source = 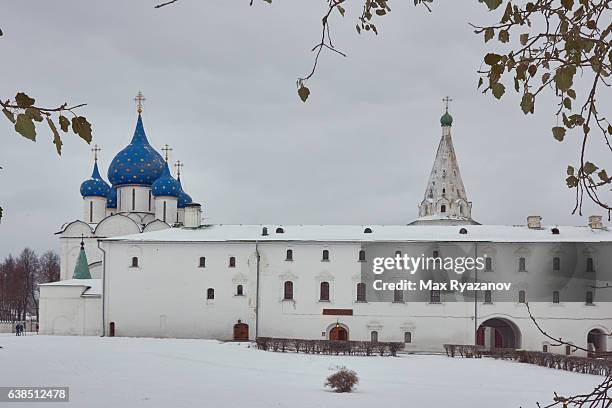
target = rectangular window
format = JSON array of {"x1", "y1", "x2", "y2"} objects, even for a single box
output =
[
  {"x1": 485, "y1": 257, "x2": 492, "y2": 272},
  {"x1": 404, "y1": 332, "x2": 412, "y2": 343},
  {"x1": 89, "y1": 201, "x2": 93, "y2": 223},
  {"x1": 356, "y1": 283, "x2": 366, "y2": 302},
  {"x1": 586, "y1": 257, "x2": 594, "y2": 272},
  {"x1": 132, "y1": 188, "x2": 136, "y2": 211},
  {"x1": 518, "y1": 257, "x2": 526, "y2": 272},
  {"x1": 484, "y1": 290, "x2": 492, "y2": 304},
  {"x1": 553, "y1": 257, "x2": 561, "y2": 271},
  {"x1": 393, "y1": 289, "x2": 403, "y2": 303},
  {"x1": 553, "y1": 291, "x2": 560, "y2": 304},
  {"x1": 430, "y1": 289, "x2": 441, "y2": 304}
]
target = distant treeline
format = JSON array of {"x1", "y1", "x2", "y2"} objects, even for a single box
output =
[{"x1": 0, "y1": 249, "x2": 59, "y2": 322}]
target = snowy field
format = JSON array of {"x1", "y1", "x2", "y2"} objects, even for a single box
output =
[{"x1": 0, "y1": 334, "x2": 604, "y2": 408}]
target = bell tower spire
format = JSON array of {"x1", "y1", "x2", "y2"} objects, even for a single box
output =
[{"x1": 412, "y1": 99, "x2": 476, "y2": 225}]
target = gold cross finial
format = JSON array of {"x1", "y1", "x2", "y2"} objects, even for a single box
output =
[
  {"x1": 134, "y1": 91, "x2": 146, "y2": 114},
  {"x1": 161, "y1": 144, "x2": 173, "y2": 162},
  {"x1": 443, "y1": 96, "x2": 453, "y2": 112},
  {"x1": 92, "y1": 144, "x2": 101, "y2": 162},
  {"x1": 174, "y1": 160, "x2": 184, "y2": 178}
]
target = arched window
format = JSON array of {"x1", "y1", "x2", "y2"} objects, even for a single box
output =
[
  {"x1": 484, "y1": 290, "x2": 492, "y2": 304},
  {"x1": 430, "y1": 289, "x2": 441, "y2": 304},
  {"x1": 552, "y1": 227, "x2": 560, "y2": 235},
  {"x1": 131, "y1": 257, "x2": 139, "y2": 267},
  {"x1": 322, "y1": 250, "x2": 329, "y2": 261},
  {"x1": 404, "y1": 332, "x2": 412, "y2": 343},
  {"x1": 229, "y1": 256, "x2": 236, "y2": 268},
  {"x1": 276, "y1": 227, "x2": 284, "y2": 233},
  {"x1": 553, "y1": 291, "x2": 560, "y2": 304},
  {"x1": 199, "y1": 257, "x2": 206, "y2": 268},
  {"x1": 207, "y1": 288, "x2": 215, "y2": 300},
  {"x1": 485, "y1": 257, "x2": 493, "y2": 271},
  {"x1": 320, "y1": 282, "x2": 330, "y2": 301},
  {"x1": 459, "y1": 228, "x2": 468, "y2": 234},
  {"x1": 586, "y1": 257, "x2": 594, "y2": 272},
  {"x1": 358, "y1": 249, "x2": 366, "y2": 262},
  {"x1": 286, "y1": 249, "x2": 293, "y2": 261},
  {"x1": 518, "y1": 290, "x2": 526, "y2": 303},
  {"x1": 518, "y1": 257, "x2": 526, "y2": 272},
  {"x1": 364, "y1": 227, "x2": 372, "y2": 234},
  {"x1": 433, "y1": 250, "x2": 440, "y2": 258},
  {"x1": 236, "y1": 284, "x2": 244, "y2": 296},
  {"x1": 586, "y1": 291, "x2": 594, "y2": 305},
  {"x1": 543, "y1": 345, "x2": 548, "y2": 353},
  {"x1": 440, "y1": 205, "x2": 446, "y2": 213},
  {"x1": 356, "y1": 283, "x2": 366, "y2": 302},
  {"x1": 553, "y1": 257, "x2": 561, "y2": 271},
  {"x1": 395, "y1": 250, "x2": 402, "y2": 257},
  {"x1": 283, "y1": 281, "x2": 293, "y2": 300},
  {"x1": 393, "y1": 289, "x2": 403, "y2": 303},
  {"x1": 370, "y1": 331, "x2": 378, "y2": 343}
]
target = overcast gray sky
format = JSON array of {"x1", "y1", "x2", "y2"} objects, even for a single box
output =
[{"x1": 0, "y1": 0, "x2": 609, "y2": 259}]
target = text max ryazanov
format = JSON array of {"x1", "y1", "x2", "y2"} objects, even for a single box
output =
[{"x1": 372, "y1": 279, "x2": 512, "y2": 292}]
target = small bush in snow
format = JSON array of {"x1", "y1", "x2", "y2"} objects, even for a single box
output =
[{"x1": 325, "y1": 367, "x2": 358, "y2": 393}]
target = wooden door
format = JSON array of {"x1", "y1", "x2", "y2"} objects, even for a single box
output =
[
  {"x1": 330, "y1": 327, "x2": 348, "y2": 341},
  {"x1": 233, "y1": 322, "x2": 249, "y2": 341}
]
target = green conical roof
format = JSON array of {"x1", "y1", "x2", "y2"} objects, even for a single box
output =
[
  {"x1": 72, "y1": 241, "x2": 91, "y2": 279},
  {"x1": 440, "y1": 110, "x2": 453, "y2": 126}
]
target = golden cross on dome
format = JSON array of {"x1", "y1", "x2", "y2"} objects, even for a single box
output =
[
  {"x1": 443, "y1": 96, "x2": 453, "y2": 112},
  {"x1": 174, "y1": 160, "x2": 184, "y2": 178},
  {"x1": 161, "y1": 144, "x2": 173, "y2": 161},
  {"x1": 134, "y1": 91, "x2": 146, "y2": 114},
  {"x1": 92, "y1": 144, "x2": 101, "y2": 162}
]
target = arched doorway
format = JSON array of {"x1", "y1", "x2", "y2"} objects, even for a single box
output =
[
  {"x1": 587, "y1": 329, "x2": 607, "y2": 357},
  {"x1": 233, "y1": 320, "x2": 249, "y2": 341},
  {"x1": 329, "y1": 325, "x2": 348, "y2": 341},
  {"x1": 476, "y1": 318, "x2": 521, "y2": 349}
]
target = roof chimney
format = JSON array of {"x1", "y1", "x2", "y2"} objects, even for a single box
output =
[
  {"x1": 527, "y1": 215, "x2": 542, "y2": 229},
  {"x1": 184, "y1": 203, "x2": 201, "y2": 228},
  {"x1": 588, "y1": 215, "x2": 603, "y2": 229},
  {"x1": 262, "y1": 227, "x2": 268, "y2": 236}
]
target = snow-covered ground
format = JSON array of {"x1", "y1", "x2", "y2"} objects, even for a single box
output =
[{"x1": 0, "y1": 334, "x2": 604, "y2": 408}]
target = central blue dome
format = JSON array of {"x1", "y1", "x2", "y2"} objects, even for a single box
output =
[
  {"x1": 80, "y1": 162, "x2": 111, "y2": 197},
  {"x1": 108, "y1": 114, "x2": 165, "y2": 186},
  {"x1": 152, "y1": 162, "x2": 180, "y2": 197}
]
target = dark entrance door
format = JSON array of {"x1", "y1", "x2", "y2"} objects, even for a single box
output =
[
  {"x1": 330, "y1": 326, "x2": 348, "y2": 341},
  {"x1": 233, "y1": 321, "x2": 249, "y2": 341}
]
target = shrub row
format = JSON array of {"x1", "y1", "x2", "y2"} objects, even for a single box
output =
[
  {"x1": 444, "y1": 344, "x2": 612, "y2": 376},
  {"x1": 256, "y1": 337, "x2": 404, "y2": 356}
]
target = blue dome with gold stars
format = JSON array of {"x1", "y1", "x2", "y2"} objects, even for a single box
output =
[
  {"x1": 177, "y1": 176, "x2": 193, "y2": 208},
  {"x1": 106, "y1": 186, "x2": 117, "y2": 208},
  {"x1": 107, "y1": 114, "x2": 165, "y2": 186},
  {"x1": 152, "y1": 162, "x2": 180, "y2": 197},
  {"x1": 80, "y1": 162, "x2": 111, "y2": 197}
]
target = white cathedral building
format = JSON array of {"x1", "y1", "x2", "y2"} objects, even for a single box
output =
[{"x1": 39, "y1": 100, "x2": 612, "y2": 355}]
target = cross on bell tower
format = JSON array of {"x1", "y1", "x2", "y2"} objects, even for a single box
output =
[
  {"x1": 91, "y1": 144, "x2": 101, "y2": 162},
  {"x1": 443, "y1": 96, "x2": 453, "y2": 112},
  {"x1": 134, "y1": 91, "x2": 146, "y2": 114},
  {"x1": 161, "y1": 144, "x2": 173, "y2": 162}
]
